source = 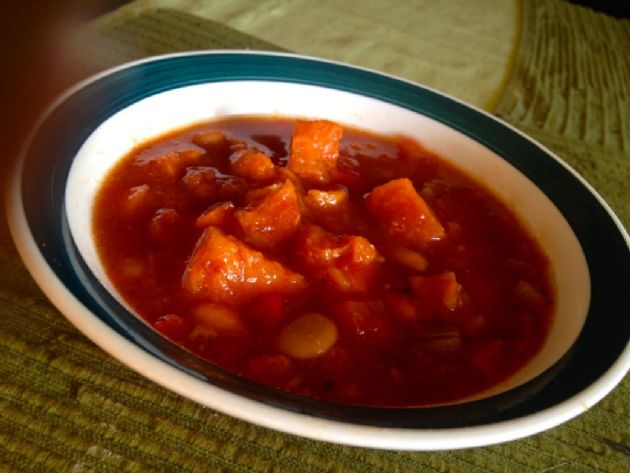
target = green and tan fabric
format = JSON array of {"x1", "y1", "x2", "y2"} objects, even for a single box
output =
[{"x1": 1, "y1": 1, "x2": 629, "y2": 471}]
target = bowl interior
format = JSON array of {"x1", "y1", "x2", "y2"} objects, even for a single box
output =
[{"x1": 65, "y1": 80, "x2": 591, "y2": 405}]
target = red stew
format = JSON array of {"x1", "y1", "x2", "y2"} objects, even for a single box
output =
[{"x1": 93, "y1": 117, "x2": 554, "y2": 406}]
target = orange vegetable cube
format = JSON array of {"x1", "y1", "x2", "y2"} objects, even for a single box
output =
[
  {"x1": 303, "y1": 186, "x2": 353, "y2": 230},
  {"x1": 304, "y1": 187, "x2": 348, "y2": 210},
  {"x1": 192, "y1": 129, "x2": 227, "y2": 148},
  {"x1": 135, "y1": 149, "x2": 203, "y2": 178},
  {"x1": 365, "y1": 178, "x2": 445, "y2": 248},
  {"x1": 182, "y1": 227, "x2": 306, "y2": 304},
  {"x1": 288, "y1": 119, "x2": 343, "y2": 185},
  {"x1": 181, "y1": 166, "x2": 218, "y2": 200},
  {"x1": 235, "y1": 180, "x2": 301, "y2": 250},
  {"x1": 230, "y1": 149, "x2": 276, "y2": 182},
  {"x1": 293, "y1": 224, "x2": 379, "y2": 294},
  {"x1": 196, "y1": 202, "x2": 235, "y2": 229}
]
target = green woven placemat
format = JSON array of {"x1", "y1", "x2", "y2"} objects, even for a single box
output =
[
  {"x1": 1, "y1": 4, "x2": 629, "y2": 472},
  {"x1": 495, "y1": 0, "x2": 630, "y2": 228}
]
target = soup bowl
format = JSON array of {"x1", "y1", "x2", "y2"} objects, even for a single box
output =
[{"x1": 6, "y1": 51, "x2": 630, "y2": 450}]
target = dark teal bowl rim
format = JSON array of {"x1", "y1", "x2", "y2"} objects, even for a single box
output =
[{"x1": 18, "y1": 52, "x2": 630, "y2": 429}]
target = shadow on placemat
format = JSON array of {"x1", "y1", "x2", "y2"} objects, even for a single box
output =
[{"x1": 73, "y1": 7, "x2": 287, "y2": 73}]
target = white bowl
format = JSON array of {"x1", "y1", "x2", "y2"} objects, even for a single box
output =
[{"x1": 6, "y1": 51, "x2": 630, "y2": 450}]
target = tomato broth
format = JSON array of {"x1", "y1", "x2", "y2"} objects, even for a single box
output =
[{"x1": 93, "y1": 117, "x2": 554, "y2": 406}]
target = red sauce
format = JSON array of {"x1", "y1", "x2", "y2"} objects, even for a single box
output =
[{"x1": 93, "y1": 116, "x2": 554, "y2": 406}]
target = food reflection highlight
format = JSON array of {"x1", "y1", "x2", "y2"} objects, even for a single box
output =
[{"x1": 92, "y1": 117, "x2": 554, "y2": 407}]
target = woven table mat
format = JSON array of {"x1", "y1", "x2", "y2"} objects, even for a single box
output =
[{"x1": 1, "y1": 3, "x2": 629, "y2": 472}]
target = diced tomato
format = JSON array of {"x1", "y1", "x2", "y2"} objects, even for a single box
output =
[
  {"x1": 410, "y1": 272, "x2": 462, "y2": 319},
  {"x1": 383, "y1": 291, "x2": 418, "y2": 322},
  {"x1": 154, "y1": 313, "x2": 188, "y2": 341},
  {"x1": 288, "y1": 119, "x2": 343, "y2": 184},
  {"x1": 230, "y1": 149, "x2": 276, "y2": 182},
  {"x1": 470, "y1": 340, "x2": 505, "y2": 376},
  {"x1": 182, "y1": 227, "x2": 306, "y2": 304},
  {"x1": 247, "y1": 354, "x2": 294, "y2": 386},
  {"x1": 149, "y1": 208, "x2": 180, "y2": 248},
  {"x1": 235, "y1": 180, "x2": 301, "y2": 250},
  {"x1": 364, "y1": 178, "x2": 445, "y2": 248},
  {"x1": 461, "y1": 313, "x2": 486, "y2": 337},
  {"x1": 246, "y1": 294, "x2": 285, "y2": 330},
  {"x1": 333, "y1": 300, "x2": 393, "y2": 348},
  {"x1": 316, "y1": 346, "x2": 352, "y2": 379}
]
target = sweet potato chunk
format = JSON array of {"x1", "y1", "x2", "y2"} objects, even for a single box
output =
[
  {"x1": 230, "y1": 149, "x2": 276, "y2": 182},
  {"x1": 293, "y1": 224, "x2": 379, "y2": 294},
  {"x1": 135, "y1": 149, "x2": 203, "y2": 178},
  {"x1": 365, "y1": 178, "x2": 445, "y2": 248},
  {"x1": 304, "y1": 187, "x2": 348, "y2": 210},
  {"x1": 182, "y1": 227, "x2": 306, "y2": 304},
  {"x1": 196, "y1": 202, "x2": 235, "y2": 229},
  {"x1": 182, "y1": 167, "x2": 246, "y2": 201},
  {"x1": 288, "y1": 119, "x2": 343, "y2": 185},
  {"x1": 303, "y1": 186, "x2": 352, "y2": 229},
  {"x1": 235, "y1": 180, "x2": 301, "y2": 250},
  {"x1": 192, "y1": 129, "x2": 227, "y2": 148}
]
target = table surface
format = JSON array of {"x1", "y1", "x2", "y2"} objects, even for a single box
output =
[{"x1": 1, "y1": 1, "x2": 629, "y2": 471}]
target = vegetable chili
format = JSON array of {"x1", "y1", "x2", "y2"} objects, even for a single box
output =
[{"x1": 93, "y1": 116, "x2": 554, "y2": 406}]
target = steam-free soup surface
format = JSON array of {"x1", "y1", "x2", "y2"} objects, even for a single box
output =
[{"x1": 93, "y1": 116, "x2": 554, "y2": 406}]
